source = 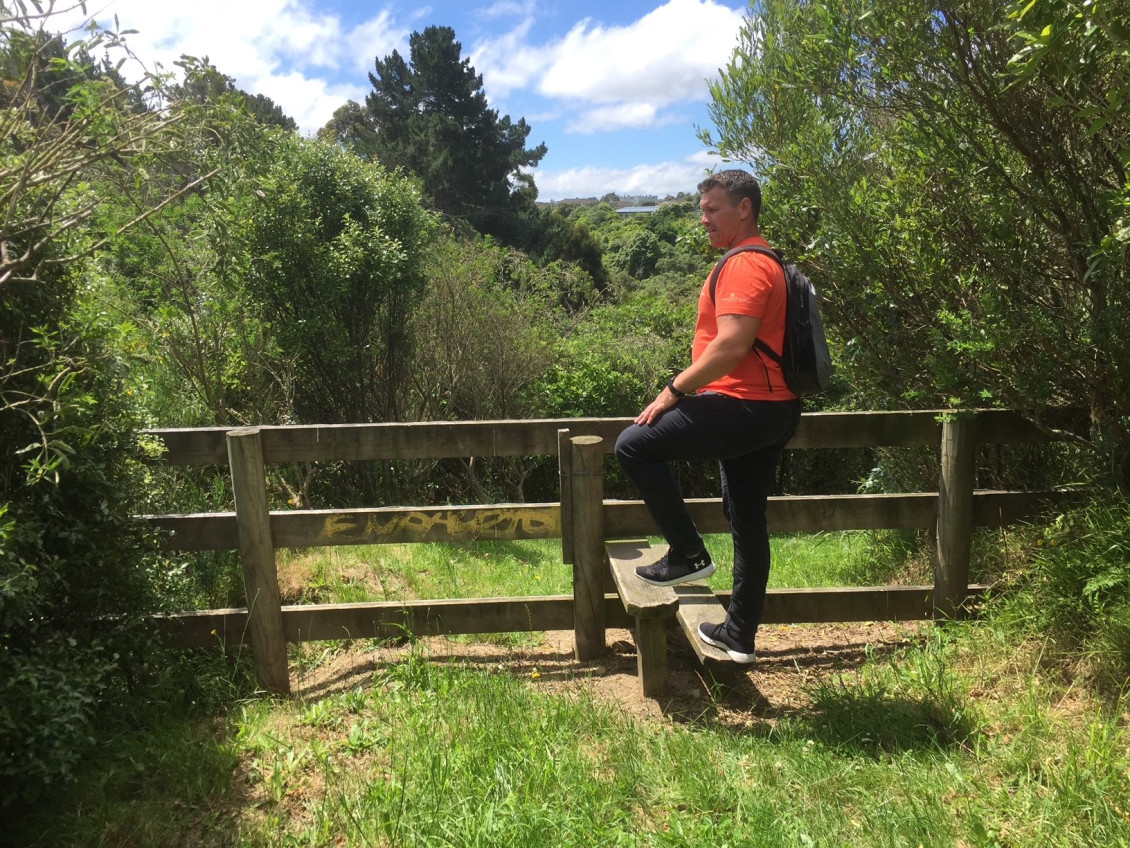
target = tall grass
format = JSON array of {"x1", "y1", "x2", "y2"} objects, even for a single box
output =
[{"x1": 991, "y1": 499, "x2": 1130, "y2": 695}]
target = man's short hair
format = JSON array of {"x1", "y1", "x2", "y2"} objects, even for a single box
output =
[{"x1": 698, "y1": 170, "x2": 762, "y2": 221}]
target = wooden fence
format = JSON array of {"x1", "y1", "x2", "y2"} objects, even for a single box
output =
[{"x1": 143, "y1": 410, "x2": 1082, "y2": 695}]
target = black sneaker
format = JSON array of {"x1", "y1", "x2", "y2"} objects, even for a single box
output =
[
  {"x1": 698, "y1": 622, "x2": 756, "y2": 663},
  {"x1": 635, "y1": 548, "x2": 715, "y2": 587}
]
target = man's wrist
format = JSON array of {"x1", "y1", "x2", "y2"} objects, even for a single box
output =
[{"x1": 666, "y1": 377, "x2": 688, "y2": 398}]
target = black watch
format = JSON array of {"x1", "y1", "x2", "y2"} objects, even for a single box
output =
[{"x1": 666, "y1": 377, "x2": 687, "y2": 398}]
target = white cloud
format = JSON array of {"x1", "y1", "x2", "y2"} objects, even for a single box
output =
[
  {"x1": 54, "y1": 0, "x2": 408, "y2": 135},
  {"x1": 474, "y1": 0, "x2": 744, "y2": 132},
  {"x1": 343, "y1": 10, "x2": 412, "y2": 75},
  {"x1": 478, "y1": 0, "x2": 537, "y2": 17},
  {"x1": 537, "y1": 150, "x2": 724, "y2": 200},
  {"x1": 566, "y1": 102, "x2": 686, "y2": 134},
  {"x1": 469, "y1": 17, "x2": 541, "y2": 99}
]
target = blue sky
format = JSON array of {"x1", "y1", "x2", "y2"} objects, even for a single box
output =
[{"x1": 61, "y1": 0, "x2": 752, "y2": 200}]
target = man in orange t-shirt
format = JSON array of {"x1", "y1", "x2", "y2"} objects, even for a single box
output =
[{"x1": 615, "y1": 170, "x2": 802, "y2": 663}]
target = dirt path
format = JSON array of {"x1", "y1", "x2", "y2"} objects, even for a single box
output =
[{"x1": 293, "y1": 619, "x2": 927, "y2": 728}]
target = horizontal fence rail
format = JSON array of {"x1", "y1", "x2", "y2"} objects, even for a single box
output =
[
  {"x1": 146, "y1": 409, "x2": 1084, "y2": 465},
  {"x1": 140, "y1": 409, "x2": 1087, "y2": 694},
  {"x1": 159, "y1": 587, "x2": 941, "y2": 650},
  {"x1": 143, "y1": 491, "x2": 1073, "y2": 552}
]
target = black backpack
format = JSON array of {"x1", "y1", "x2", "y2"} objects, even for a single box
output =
[{"x1": 708, "y1": 245, "x2": 833, "y2": 397}]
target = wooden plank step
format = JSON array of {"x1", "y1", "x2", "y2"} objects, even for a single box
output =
[
  {"x1": 674, "y1": 583, "x2": 731, "y2": 665},
  {"x1": 606, "y1": 540, "x2": 678, "y2": 619},
  {"x1": 605, "y1": 540, "x2": 681, "y2": 699}
]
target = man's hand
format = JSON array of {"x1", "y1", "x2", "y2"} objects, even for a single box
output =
[
  {"x1": 633, "y1": 313, "x2": 763, "y2": 427},
  {"x1": 635, "y1": 386, "x2": 681, "y2": 426}
]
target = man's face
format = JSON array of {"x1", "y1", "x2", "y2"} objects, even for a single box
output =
[{"x1": 699, "y1": 186, "x2": 750, "y2": 249}]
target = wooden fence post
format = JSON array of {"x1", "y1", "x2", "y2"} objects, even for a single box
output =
[
  {"x1": 227, "y1": 427, "x2": 290, "y2": 695},
  {"x1": 935, "y1": 414, "x2": 976, "y2": 620},
  {"x1": 558, "y1": 428, "x2": 574, "y2": 565},
  {"x1": 570, "y1": 435, "x2": 606, "y2": 660}
]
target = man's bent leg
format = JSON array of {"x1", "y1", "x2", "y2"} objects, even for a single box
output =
[{"x1": 614, "y1": 396, "x2": 727, "y2": 556}]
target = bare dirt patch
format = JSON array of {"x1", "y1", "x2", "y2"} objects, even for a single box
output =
[{"x1": 291, "y1": 619, "x2": 927, "y2": 729}]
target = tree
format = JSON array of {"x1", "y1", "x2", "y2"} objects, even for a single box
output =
[
  {"x1": 173, "y1": 57, "x2": 297, "y2": 131},
  {"x1": 238, "y1": 137, "x2": 436, "y2": 427},
  {"x1": 90, "y1": 97, "x2": 289, "y2": 429},
  {"x1": 317, "y1": 99, "x2": 378, "y2": 155},
  {"x1": 524, "y1": 208, "x2": 608, "y2": 295},
  {"x1": 700, "y1": 0, "x2": 1130, "y2": 484},
  {"x1": 364, "y1": 26, "x2": 547, "y2": 240}
]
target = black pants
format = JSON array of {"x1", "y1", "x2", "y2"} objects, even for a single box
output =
[{"x1": 614, "y1": 393, "x2": 801, "y2": 642}]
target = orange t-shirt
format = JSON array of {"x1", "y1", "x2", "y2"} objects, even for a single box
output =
[{"x1": 693, "y1": 238, "x2": 797, "y2": 401}]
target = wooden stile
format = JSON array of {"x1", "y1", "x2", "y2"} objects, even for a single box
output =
[{"x1": 137, "y1": 408, "x2": 1086, "y2": 699}]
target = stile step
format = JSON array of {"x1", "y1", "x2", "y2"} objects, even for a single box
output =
[
  {"x1": 674, "y1": 583, "x2": 732, "y2": 665},
  {"x1": 605, "y1": 540, "x2": 678, "y2": 619}
]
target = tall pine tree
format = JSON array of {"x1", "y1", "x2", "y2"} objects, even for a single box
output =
[{"x1": 364, "y1": 26, "x2": 547, "y2": 240}]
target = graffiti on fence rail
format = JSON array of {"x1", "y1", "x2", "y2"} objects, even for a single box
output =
[{"x1": 317, "y1": 506, "x2": 559, "y2": 544}]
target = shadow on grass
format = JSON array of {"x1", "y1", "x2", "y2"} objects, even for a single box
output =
[
  {"x1": 790, "y1": 678, "x2": 981, "y2": 755},
  {"x1": 291, "y1": 621, "x2": 970, "y2": 758}
]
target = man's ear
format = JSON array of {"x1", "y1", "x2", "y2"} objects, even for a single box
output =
[{"x1": 738, "y1": 196, "x2": 753, "y2": 219}]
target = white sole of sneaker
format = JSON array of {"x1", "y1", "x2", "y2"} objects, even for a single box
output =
[
  {"x1": 636, "y1": 562, "x2": 716, "y2": 587},
  {"x1": 697, "y1": 627, "x2": 756, "y2": 663}
]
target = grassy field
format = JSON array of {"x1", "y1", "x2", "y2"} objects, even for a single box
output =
[
  {"x1": 11, "y1": 532, "x2": 1130, "y2": 847},
  {"x1": 272, "y1": 530, "x2": 929, "y2": 606}
]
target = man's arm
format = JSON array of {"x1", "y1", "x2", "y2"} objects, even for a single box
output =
[{"x1": 634, "y1": 313, "x2": 762, "y2": 426}]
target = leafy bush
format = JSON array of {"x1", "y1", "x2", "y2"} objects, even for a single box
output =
[
  {"x1": 0, "y1": 10, "x2": 190, "y2": 804},
  {"x1": 239, "y1": 137, "x2": 436, "y2": 426},
  {"x1": 534, "y1": 293, "x2": 693, "y2": 420},
  {"x1": 996, "y1": 499, "x2": 1130, "y2": 695},
  {"x1": 0, "y1": 312, "x2": 163, "y2": 805}
]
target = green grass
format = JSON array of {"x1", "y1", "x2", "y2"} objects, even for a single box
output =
[
  {"x1": 275, "y1": 530, "x2": 929, "y2": 608},
  {"x1": 11, "y1": 530, "x2": 1130, "y2": 846},
  {"x1": 13, "y1": 623, "x2": 1129, "y2": 847}
]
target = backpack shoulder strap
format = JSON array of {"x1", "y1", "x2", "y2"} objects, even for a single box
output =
[
  {"x1": 706, "y1": 244, "x2": 790, "y2": 366},
  {"x1": 707, "y1": 244, "x2": 786, "y2": 303}
]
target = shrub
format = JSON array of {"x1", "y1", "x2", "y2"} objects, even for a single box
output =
[
  {"x1": 995, "y1": 499, "x2": 1130, "y2": 695},
  {"x1": 0, "y1": 312, "x2": 163, "y2": 805}
]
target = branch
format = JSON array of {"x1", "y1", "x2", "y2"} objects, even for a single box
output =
[
  {"x1": 0, "y1": 170, "x2": 217, "y2": 286},
  {"x1": 47, "y1": 169, "x2": 218, "y2": 265}
]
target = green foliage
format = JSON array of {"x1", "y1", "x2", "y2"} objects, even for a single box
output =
[
  {"x1": 0, "y1": 304, "x2": 163, "y2": 805},
  {"x1": 534, "y1": 293, "x2": 693, "y2": 419},
  {"x1": 608, "y1": 227, "x2": 662, "y2": 279},
  {"x1": 701, "y1": 0, "x2": 1130, "y2": 483},
  {"x1": 408, "y1": 235, "x2": 557, "y2": 422},
  {"x1": 363, "y1": 26, "x2": 547, "y2": 241},
  {"x1": 524, "y1": 207, "x2": 608, "y2": 293},
  {"x1": 0, "y1": 18, "x2": 185, "y2": 293},
  {"x1": 317, "y1": 99, "x2": 377, "y2": 153},
  {"x1": 0, "y1": 9, "x2": 215, "y2": 804},
  {"x1": 93, "y1": 187, "x2": 285, "y2": 428},
  {"x1": 172, "y1": 58, "x2": 297, "y2": 131},
  {"x1": 239, "y1": 137, "x2": 436, "y2": 425},
  {"x1": 999, "y1": 499, "x2": 1130, "y2": 692},
  {"x1": 387, "y1": 234, "x2": 566, "y2": 503}
]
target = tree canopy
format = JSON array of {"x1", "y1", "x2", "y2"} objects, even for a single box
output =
[
  {"x1": 172, "y1": 57, "x2": 297, "y2": 131},
  {"x1": 700, "y1": 0, "x2": 1130, "y2": 483},
  {"x1": 360, "y1": 25, "x2": 547, "y2": 240}
]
